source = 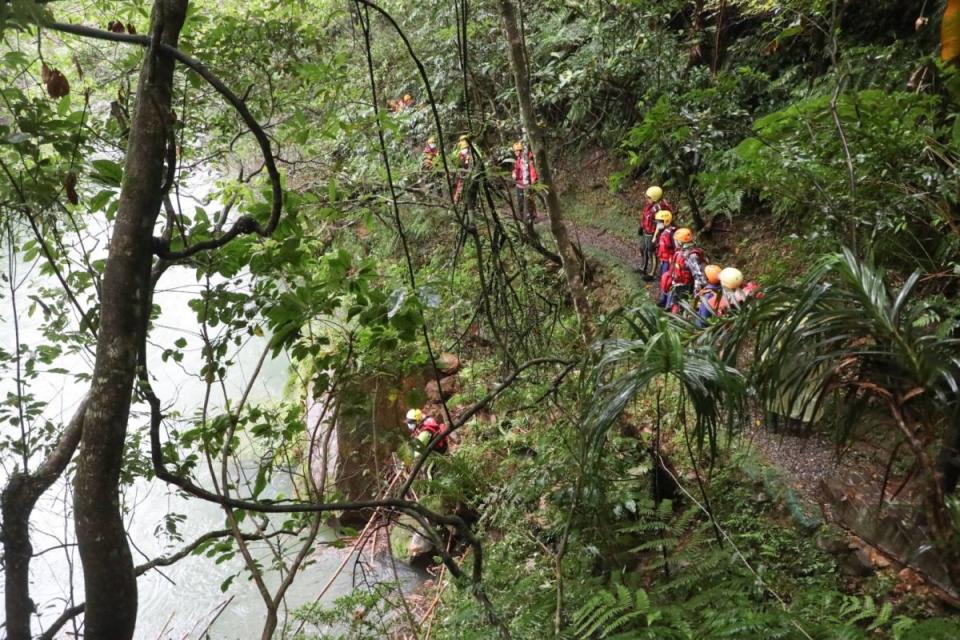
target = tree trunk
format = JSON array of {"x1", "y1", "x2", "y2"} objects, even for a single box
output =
[
  {"x1": 497, "y1": 0, "x2": 592, "y2": 343},
  {"x1": 73, "y1": 2, "x2": 188, "y2": 638},
  {"x1": 1, "y1": 403, "x2": 86, "y2": 640},
  {"x1": 937, "y1": 414, "x2": 960, "y2": 495}
]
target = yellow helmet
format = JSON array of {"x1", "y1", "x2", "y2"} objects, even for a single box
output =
[
  {"x1": 674, "y1": 227, "x2": 693, "y2": 244},
  {"x1": 705, "y1": 264, "x2": 722, "y2": 284},
  {"x1": 405, "y1": 408, "x2": 423, "y2": 429},
  {"x1": 720, "y1": 268, "x2": 744, "y2": 290},
  {"x1": 403, "y1": 94, "x2": 412, "y2": 101},
  {"x1": 654, "y1": 209, "x2": 672, "y2": 225},
  {"x1": 427, "y1": 137, "x2": 436, "y2": 145},
  {"x1": 646, "y1": 186, "x2": 663, "y2": 202},
  {"x1": 458, "y1": 135, "x2": 469, "y2": 149}
]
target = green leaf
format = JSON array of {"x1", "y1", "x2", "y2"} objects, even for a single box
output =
[{"x1": 91, "y1": 159, "x2": 124, "y2": 187}]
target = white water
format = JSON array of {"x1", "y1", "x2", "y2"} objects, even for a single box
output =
[{"x1": 0, "y1": 185, "x2": 422, "y2": 638}]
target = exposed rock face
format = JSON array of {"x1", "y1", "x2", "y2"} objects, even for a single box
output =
[
  {"x1": 425, "y1": 375, "x2": 460, "y2": 402},
  {"x1": 306, "y1": 353, "x2": 464, "y2": 527},
  {"x1": 306, "y1": 353, "x2": 463, "y2": 529},
  {"x1": 820, "y1": 473, "x2": 955, "y2": 591},
  {"x1": 308, "y1": 371, "x2": 425, "y2": 527}
]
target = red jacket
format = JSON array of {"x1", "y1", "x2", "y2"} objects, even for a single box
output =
[
  {"x1": 656, "y1": 225, "x2": 677, "y2": 262},
  {"x1": 641, "y1": 200, "x2": 673, "y2": 235},
  {"x1": 669, "y1": 246, "x2": 706, "y2": 288},
  {"x1": 415, "y1": 418, "x2": 449, "y2": 453},
  {"x1": 513, "y1": 150, "x2": 538, "y2": 187}
]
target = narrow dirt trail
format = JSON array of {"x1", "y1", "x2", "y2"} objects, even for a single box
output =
[
  {"x1": 570, "y1": 225, "x2": 644, "y2": 271},
  {"x1": 567, "y1": 217, "x2": 842, "y2": 505}
]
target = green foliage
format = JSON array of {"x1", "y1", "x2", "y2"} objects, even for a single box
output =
[{"x1": 712, "y1": 90, "x2": 959, "y2": 270}]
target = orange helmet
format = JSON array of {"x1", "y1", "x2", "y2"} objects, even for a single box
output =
[
  {"x1": 705, "y1": 264, "x2": 722, "y2": 284},
  {"x1": 674, "y1": 227, "x2": 694, "y2": 244}
]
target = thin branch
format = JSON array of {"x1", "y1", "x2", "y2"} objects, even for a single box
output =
[{"x1": 42, "y1": 20, "x2": 283, "y2": 259}]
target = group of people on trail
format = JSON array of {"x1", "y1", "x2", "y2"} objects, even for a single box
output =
[
  {"x1": 420, "y1": 132, "x2": 540, "y2": 219},
  {"x1": 639, "y1": 185, "x2": 760, "y2": 325}
]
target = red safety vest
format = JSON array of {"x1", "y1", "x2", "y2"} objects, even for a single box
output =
[
  {"x1": 656, "y1": 225, "x2": 677, "y2": 262},
  {"x1": 513, "y1": 150, "x2": 538, "y2": 187},
  {"x1": 641, "y1": 200, "x2": 673, "y2": 235},
  {"x1": 415, "y1": 418, "x2": 449, "y2": 453},
  {"x1": 670, "y1": 247, "x2": 705, "y2": 287}
]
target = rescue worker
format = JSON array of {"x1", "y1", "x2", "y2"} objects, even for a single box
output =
[
  {"x1": 696, "y1": 264, "x2": 723, "y2": 327},
  {"x1": 405, "y1": 408, "x2": 449, "y2": 454},
  {"x1": 422, "y1": 137, "x2": 438, "y2": 170},
  {"x1": 718, "y1": 267, "x2": 746, "y2": 316},
  {"x1": 637, "y1": 186, "x2": 672, "y2": 281},
  {"x1": 653, "y1": 209, "x2": 676, "y2": 307},
  {"x1": 667, "y1": 228, "x2": 707, "y2": 313},
  {"x1": 453, "y1": 135, "x2": 472, "y2": 205},
  {"x1": 512, "y1": 141, "x2": 539, "y2": 222}
]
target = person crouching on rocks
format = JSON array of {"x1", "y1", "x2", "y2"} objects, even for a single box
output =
[{"x1": 405, "y1": 408, "x2": 450, "y2": 454}]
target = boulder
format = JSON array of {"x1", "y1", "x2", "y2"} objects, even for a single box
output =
[
  {"x1": 434, "y1": 353, "x2": 461, "y2": 376},
  {"x1": 425, "y1": 375, "x2": 460, "y2": 402},
  {"x1": 839, "y1": 548, "x2": 876, "y2": 577},
  {"x1": 407, "y1": 531, "x2": 436, "y2": 568}
]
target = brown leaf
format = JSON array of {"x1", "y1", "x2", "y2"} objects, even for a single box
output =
[
  {"x1": 108, "y1": 21, "x2": 125, "y2": 34},
  {"x1": 127, "y1": 23, "x2": 137, "y2": 35},
  {"x1": 43, "y1": 65, "x2": 70, "y2": 99},
  {"x1": 64, "y1": 172, "x2": 79, "y2": 205}
]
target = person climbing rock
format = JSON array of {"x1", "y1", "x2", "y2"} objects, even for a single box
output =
[
  {"x1": 512, "y1": 140, "x2": 539, "y2": 222},
  {"x1": 667, "y1": 228, "x2": 707, "y2": 313},
  {"x1": 696, "y1": 264, "x2": 723, "y2": 327},
  {"x1": 405, "y1": 408, "x2": 450, "y2": 454},
  {"x1": 453, "y1": 135, "x2": 472, "y2": 205},
  {"x1": 637, "y1": 186, "x2": 672, "y2": 281},
  {"x1": 653, "y1": 209, "x2": 677, "y2": 307}
]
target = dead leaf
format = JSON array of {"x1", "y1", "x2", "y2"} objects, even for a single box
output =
[
  {"x1": 64, "y1": 172, "x2": 79, "y2": 205},
  {"x1": 41, "y1": 64, "x2": 70, "y2": 99}
]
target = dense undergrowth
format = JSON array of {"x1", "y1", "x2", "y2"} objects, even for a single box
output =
[{"x1": 2, "y1": 0, "x2": 960, "y2": 638}]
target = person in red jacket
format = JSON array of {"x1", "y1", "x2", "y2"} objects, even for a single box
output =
[
  {"x1": 405, "y1": 408, "x2": 450, "y2": 454},
  {"x1": 653, "y1": 209, "x2": 676, "y2": 307},
  {"x1": 637, "y1": 186, "x2": 673, "y2": 281},
  {"x1": 667, "y1": 228, "x2": 707, "y2": 313},
  {"x1": 512, "y1": 140, "x2": 539, "y2": 222}
]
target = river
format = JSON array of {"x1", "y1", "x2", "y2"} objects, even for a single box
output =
[{"x1": 0, "y1": 184, "x2": 423, "y2": 638}]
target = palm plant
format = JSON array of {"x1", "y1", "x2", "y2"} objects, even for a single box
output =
[
  {"x1": 719, "y1": 248, "x2": 960, "y2": 586},
  {"x1": 585, "y1": 305, "x2": 747, "y2": 518}
]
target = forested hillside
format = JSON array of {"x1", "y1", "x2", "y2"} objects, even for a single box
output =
[{"x1": 2, "y1": 1, "x2": 960, "y2": 638}]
